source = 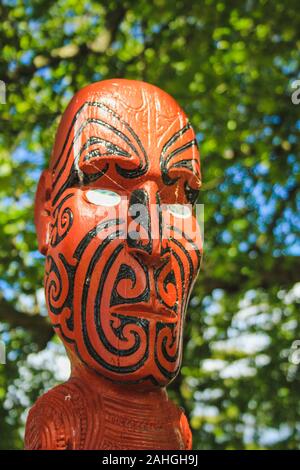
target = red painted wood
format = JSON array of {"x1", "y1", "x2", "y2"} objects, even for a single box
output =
[{"x1": 25, "y1": 79, "x2": 202, "y2": 450}]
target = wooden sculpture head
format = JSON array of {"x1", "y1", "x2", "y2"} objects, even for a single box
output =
[{"x1": 35, "y1": 79, "x2": 202, "y2": 387}]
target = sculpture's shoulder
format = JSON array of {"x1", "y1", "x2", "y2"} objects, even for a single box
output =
[
  {"x1": 167, "y1": 400, "x2": 193, "y2": 450},
  {"x1": 178, "y1": 408, "x2": 193, "y2": 450},
  {"x1": 25, "y1": 379, "x2": 92, "y2": 450}
]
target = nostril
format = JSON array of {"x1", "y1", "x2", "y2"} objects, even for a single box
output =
[
  {"x1": 131, "y1": 249, "x2": 162, "y2": 267},
  {"x1": 127, "y1": 229, "x2": 151, "y2": 251}
]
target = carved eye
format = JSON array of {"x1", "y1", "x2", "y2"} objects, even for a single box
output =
[
  {"x1": 167, "y1": 204, "x2": 192, "y2": 219},
  {"x1": 85, "y1": 189, "x2": 121, "y2": 206}
]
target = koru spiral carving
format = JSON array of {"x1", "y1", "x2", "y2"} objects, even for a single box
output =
[{"x1": 25, "y1": 79, "x2": 203, "y2": 450}]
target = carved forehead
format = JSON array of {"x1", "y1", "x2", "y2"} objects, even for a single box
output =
[
  {"x1": 50, "y1": 79, "x2": 194, "y2": 169},
  {"x1": 87, "y1": 80, "x2": 188, "y2": 145},
  {"x1": 50, "y1": 80, "x2": 201, "y2": 206}
]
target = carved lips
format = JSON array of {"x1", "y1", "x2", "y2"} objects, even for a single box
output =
[{"x1": 110, "y1": 298, "x2": 178, "y2": 322}]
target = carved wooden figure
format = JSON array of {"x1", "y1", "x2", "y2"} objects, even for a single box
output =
[{"x1": 25, "y1": 79, "x2": 202, "y2": 450}]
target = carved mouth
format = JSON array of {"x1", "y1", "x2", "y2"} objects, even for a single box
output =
[{"x1": 111, "y1": 303, "x2": 178, "y2": 322}]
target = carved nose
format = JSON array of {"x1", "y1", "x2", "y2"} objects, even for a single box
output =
[{"x1": 127, "y1": 188, "x2": 162, "y2": 264}]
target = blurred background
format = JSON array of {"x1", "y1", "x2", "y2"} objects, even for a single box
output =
[{"x1": 0, "y1": 0, "x2": 299, "y2": 450}]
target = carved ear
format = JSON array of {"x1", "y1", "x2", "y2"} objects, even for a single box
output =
[{"x1": 34, "y1": 169, "x2": 52, "y2": 255}]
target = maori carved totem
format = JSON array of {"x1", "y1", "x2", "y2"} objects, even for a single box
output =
[{"x1": 25, "y1": 79, "x2": 202, "y2": 450}]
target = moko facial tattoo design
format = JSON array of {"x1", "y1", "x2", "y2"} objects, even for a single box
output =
[{"x1": 25, "y1": 79, "x2": 203, "y2": 450}]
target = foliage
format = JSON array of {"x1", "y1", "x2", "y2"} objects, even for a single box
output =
[{"x1": 0, "y1": 0, "x2": 299, "y2": 449}]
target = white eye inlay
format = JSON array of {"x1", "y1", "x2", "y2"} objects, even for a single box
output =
[
  {"x1": 85, "y1": 189, "x2": 121, "y2": 206},
  {"x1": 168, "y1": 204, "x2": 192, "y2": 219}
]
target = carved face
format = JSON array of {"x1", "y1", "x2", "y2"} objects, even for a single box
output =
[{"x1": 36, "y1": 79, "x2": 202, "y2": 386}]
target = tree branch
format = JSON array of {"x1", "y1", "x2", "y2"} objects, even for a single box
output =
[{"x1": 0, "y1": 297, "x2": 53, "y2": 349}]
